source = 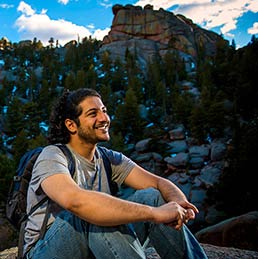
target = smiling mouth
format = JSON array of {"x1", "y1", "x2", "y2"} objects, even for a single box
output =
[{"x1": 94, "y1": 123, "x2": 109, "y2": 130}]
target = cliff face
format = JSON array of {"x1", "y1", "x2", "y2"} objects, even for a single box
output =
[{"x1": 100, "y1": 4, "x2": 226, "y2": 68}]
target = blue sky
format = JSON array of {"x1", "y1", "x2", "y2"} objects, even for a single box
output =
[{"x1": 0, "y1": 0, "x2": 257, "y2": 48}]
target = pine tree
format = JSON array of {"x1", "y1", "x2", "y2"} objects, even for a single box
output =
[
  {"x1": 0, "y1": 154, "x2": 15, "y2": 203},
  {"x1": 111, "y1": 57, "x2": 126, "y2": 92},
  {"x1": 113, "y1": 87, "x2": 143, "y2": 143},
  {"x1": 85, "y1": 64, "x2": 97, "y2": 89},
  {"x1": 64, "y1": 72, "x2": 76, "y2": 90},
  {"x1": 155, "y1": 80, "x2": 167, "y2": 116},
  {"x1": 75, "y1": 70, "x2": 87, "y2": 89},
  {"x1": 190, "y1": 105, "x2": 207, "y2": 143},
  {"x1": 4, "y1": 98, "x2": 25, "y2": 136}
]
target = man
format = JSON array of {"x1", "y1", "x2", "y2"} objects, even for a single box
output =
[{"x1": 24, "y1": 88, "x2": 208, "y2": 258}]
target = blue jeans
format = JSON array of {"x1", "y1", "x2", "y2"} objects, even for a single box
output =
[{"x1": 26, "y1": 188, "x2": 207, "y2": 259}]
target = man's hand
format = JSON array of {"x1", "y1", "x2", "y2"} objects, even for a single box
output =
[{"x1": 152, "y1": 202, "x2": 195, "y2": 230}]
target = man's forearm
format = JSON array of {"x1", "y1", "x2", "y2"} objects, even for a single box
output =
[
  {"x1": 157, "y1": 177, "x2": 187, "y2": 203},
  {"x1": 67, "y1": 188, "x2": 189, "y2": 229},
  {"x1": 156, "y1": 177, "x2": 199, "y2": 217},
  {"x1": 68, "y1": 189, "x2": 154, "y2": 226}
]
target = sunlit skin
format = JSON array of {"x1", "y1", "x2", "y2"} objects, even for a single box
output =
[
  {"x1": 41, "y1": 96, "x2": 198, "y2": 229},
  {"x1": 76, "y1": 97, "x2": 110, "y2": 144},
  {"x1": 64, "y1": 97, "x2": 110, "y2": 160}
]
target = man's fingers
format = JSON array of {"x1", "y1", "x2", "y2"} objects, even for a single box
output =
[
  {"x1": 186, "y1": 209, "x2": 195, "y2": 219},
  {"x1": 164, "y1": 206, "x2": 194, "y2": 230}
]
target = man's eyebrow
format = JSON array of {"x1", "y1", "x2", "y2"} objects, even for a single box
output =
[
  {"x1": 85, "y1": 108, "x2": 98, "y2": 114},
  {"x1": 85, "y1": 107, "x2": 107, "y2": 114}
]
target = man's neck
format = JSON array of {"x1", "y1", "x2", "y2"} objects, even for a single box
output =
[{"x1": 68, "y1": 141, "x2": 96, "y2": 162}]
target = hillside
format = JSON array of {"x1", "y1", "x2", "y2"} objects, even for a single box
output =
[{"x1": 0, "y1": 4, "x2": 258, "y2": 254}]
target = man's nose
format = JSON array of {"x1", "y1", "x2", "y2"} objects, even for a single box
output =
[{"x1": 98, "y1": 111, "x2": 109, "y2": 121}]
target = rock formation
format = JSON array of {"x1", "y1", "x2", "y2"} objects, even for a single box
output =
[
  {"x1": 100, "y1": 4, "x2": 226, "y2": 69},
  {"x1": 195, "y1": 211, "x2": 258, "y2": 251}
]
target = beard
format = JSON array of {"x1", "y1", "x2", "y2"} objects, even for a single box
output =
[{"x1": 77, "y1": 124, "x2": 110, "y2": 144}]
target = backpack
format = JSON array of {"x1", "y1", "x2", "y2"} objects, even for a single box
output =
[
  {"x1": 6, "y1": 144, "x2": 117, "y2": 258},
  {"x1": 5, "y1": 144, "x2": 77, "y2": 259},
  {"x1": 6, "y1": 144, "x2": 75, "y2": 230},
  {"x1": 6, "y1": 144, "x2": 118, "y2": 230}
]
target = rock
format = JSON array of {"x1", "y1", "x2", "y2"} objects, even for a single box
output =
[
  {"x1": 199, "y1": 162, "x2": 222, "y2": 187},
  {"x1": 210, "y1": 140, "x2": 227, "y2": 161},
  {"x1": 2, "y1": 244, "x2": 258, "y2": 259},
  {"x1": 135, "y1": 138, "x2": 152, "y2": 152},
  {"x1": 100, "y1": 4, "x2": 225, "y2": 70},
  {"x1": 195, "y1": 211, "x2": 258, "y2": 251},
  {"x1": 0, "y1": 216, "x2": 18, "y2": 251},
  {"x1": 164, "y1": 152, "x2": 189, "y2": 167},
  {"x1": 0, "y1": 247, "x2": 17, "y2": 259},
  {"x1": 169, "y1": 126, "x2": 185, "y2": 140},
  {"x1": 167, "y1": 140, "x2": 188, "y2": 153},
  {"x1": 202, "y1": 243, "x2": 258, "y2": 259}
]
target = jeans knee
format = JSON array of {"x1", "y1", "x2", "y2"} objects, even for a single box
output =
[
  {"x1": 148, "y1": 188, "x2": 165, "y2": 206},
  {"x1": 129, "y1": 187, "x2": 165, "y2": 207}
]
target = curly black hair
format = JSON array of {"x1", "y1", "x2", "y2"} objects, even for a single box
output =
[{"x1": 47, "y1": 88, "x2": 101, "y2": 144}]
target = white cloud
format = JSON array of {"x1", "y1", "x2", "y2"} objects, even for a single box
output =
[
  {"x1": 58, "y1": 0, "x2": 69, "y2": 5},
  {"x1": 87, "y1": 23, "x2": 95, "y2": 30},
  {"x1": 86, "y1": 23, "x2": 110, "y2": 40},
  {"x1": 100, "y1": 0, "x2": 112, "y2": 8},
  {"x1": 17, "y1": 1, "x2": 35, "y2": 16},
  {"x1": 0, "y1": 4, "x2": 14, "y2": 8},
  {"x1": 246, "y1": 0, "x2": 258, "y2": 12},
  {"x1": 248, "y1": 22, "x2": 258, "y2": 34},
  {"x1": 92, "y1": 28, "x2": 110, "y2": 41},
  {"x1": 15, "y1": 1, "x2": 106, "y2": 46},
  {"x1": 134, "y1": 0, "x2": 258, "y2": 39}
]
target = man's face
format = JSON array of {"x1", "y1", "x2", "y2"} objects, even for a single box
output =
[{"x1": 76, "y1": 96, "x2": 110, "y2": 144}]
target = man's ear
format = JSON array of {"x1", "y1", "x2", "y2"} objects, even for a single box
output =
[{"x1": 65, "y1": 119, "x2": 77, "y2": 134}]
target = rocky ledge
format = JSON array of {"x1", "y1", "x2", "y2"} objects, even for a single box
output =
[{"x1": 1, "y1": 244, "x2": 258, "y2": 259}]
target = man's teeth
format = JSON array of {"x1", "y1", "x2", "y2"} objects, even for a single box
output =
[{"x1": 96, "y1": 124, "x2": 108, "y2": 129}]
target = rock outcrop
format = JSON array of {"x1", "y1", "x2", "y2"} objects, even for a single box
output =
[
  {"x1": 195, "y1": 211, "x2": 258, "y2": 251},
  {"x1": 100, "y1": 4, "x2": 226, "y2": 69},
  {"x1": 2, "y1": 244, "x2": 258, "y2": 259}
]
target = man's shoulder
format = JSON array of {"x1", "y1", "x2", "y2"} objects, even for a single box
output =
[
  {"x1": 38, "y1": 144, "x2": 69, "y2": 161},
  {"x1": 97, "y1": 145, "x2": 124, "y2": 165}
]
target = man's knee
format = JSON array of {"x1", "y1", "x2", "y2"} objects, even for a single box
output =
[{"x1": 128, "y1": 187, "x2": 165, "y2": 207}]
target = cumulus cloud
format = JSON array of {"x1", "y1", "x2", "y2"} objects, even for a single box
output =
[
  {"x1": 92, "y1": 28, "x2": 110, "y2": 40},
  {"x1": 17, "y1": 1, "x2": 35, "y2": 15},
  {"x1": 134, "y1": 0, "x2": 258, "y2": 39},
  {"x1": 248, "y1": 22, "x2": 258, "y2": 34},
  {"x1": 247, "y1": 0, "x2": 258, "y2": 12},
  {"x1": 15, "y1": 1, "x2": 107, "y2": 46}
]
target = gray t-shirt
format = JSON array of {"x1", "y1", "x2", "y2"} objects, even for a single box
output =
[{"x1": 24, "y1": 144, "x2": 136, "y2": 253}]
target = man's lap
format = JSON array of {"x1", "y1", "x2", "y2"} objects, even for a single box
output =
[{"x1": 26, "y1": 188, "x2": 207, "y2": 259}]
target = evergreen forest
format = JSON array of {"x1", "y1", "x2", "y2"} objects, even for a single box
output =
[{"x1": 0, "y1": 35, "x2": 258, "y2": 220}]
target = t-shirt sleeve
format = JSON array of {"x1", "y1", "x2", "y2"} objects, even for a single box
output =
[
  {"x1": 100, "y1": 147, "x2": 136, "y2": 185},
  {"x1": 30, "y1": 145, "x2": 71, "y2": 194}
]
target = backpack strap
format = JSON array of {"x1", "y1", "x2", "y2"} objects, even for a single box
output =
[
  {"x1": 98, "y1": 146, "x2": 119, "y2": 196},
  {"x1": 26, "y1": 144, "x2": 75, "y2": 219},
  {"x1": 38, "y1": 144, "x2": 75, "y2": 238},
  {"x1": 55, "y1": 144, "x2": 75, "y2": 178},
  {"x1": 19, "y1": 144, "x2": 75, "y2": 259},
  {"x1": 15, "y1": 147, "x2": 44, "y2": 192}
]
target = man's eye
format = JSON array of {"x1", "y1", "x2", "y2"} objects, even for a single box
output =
[{"x1": 88, "y1": 112, "x2": 97, "y2": 117}]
